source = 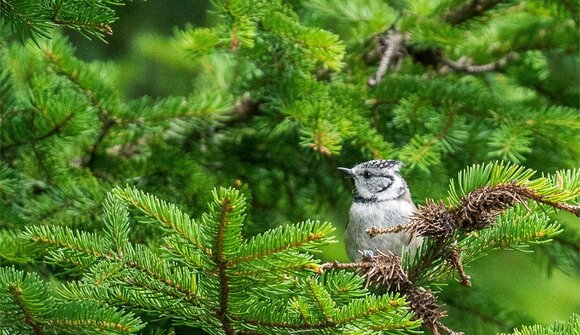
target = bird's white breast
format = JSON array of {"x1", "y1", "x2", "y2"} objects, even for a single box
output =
[{"x1": 344, "y1": 199, "x2": 416, "y2": 261}]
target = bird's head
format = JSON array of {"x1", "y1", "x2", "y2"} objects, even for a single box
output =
[{"x1": 338, "y1": 160, "x2": 408, "y2": 202}]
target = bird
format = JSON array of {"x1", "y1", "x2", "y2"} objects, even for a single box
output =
[{"x1": 338, "y1": 159, "x2": 421, "y2": 262}]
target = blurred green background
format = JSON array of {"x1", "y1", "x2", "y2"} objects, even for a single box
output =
[{"x1": 65, "y1": 1, "x2": 580, "y2": 331}]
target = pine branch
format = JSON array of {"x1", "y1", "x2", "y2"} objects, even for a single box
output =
[
  {"x1": 324, "y1": 163, "x2": 577, "y2": 334},
  {"x1": 440, "y1": 52, "x2": 520, "y2": 74},
  {"x1": 322, "y1": 254, "x2": 458, "y2": 335},
  {"x1": 367, "y1": 222, "x2": 414, "y2": 237},
  {"x1": 8, "y1": 284, "x2": 45, "y2": 335},
  {"x1": 60, "y1": 275, "x2": 203, "y2": 324},
  {"x1": 216, "y1": 198, "x2": 235, "y2": 335},
  {"x1": 2, "y1": 267, "x2": 143, "y2": 334},
  {"x1": 321, "y1": 260, "x2": 376, "y2": 271},
  {"x1": 0, "y1": 0, "x2": 53, "y2": 42},
  {"x1": 24, "y1": 225, "x2": 112, "y2": 260},
  {"x1": 112, "y1": 187, "x2": 211, "y2": 258},
  {"x1": 102, "y1": 193, "x2": 130, "y2": 259},
  {"x1": 366, "y1": 180, "x2": 576, "y2": 286},
  {"x1": 518, "y1": 189, "x2": 580, "y2": 217},
  {"x1": 234, "y1": 293, "x2": 415, "y2": 332},
  {"x1": 368, "y1": 30, "x2": 405, "y2": 86},
  {"x1": 367, "y1": 28, "x2": 520, "y2": 87},
  {"x1": 123, "y1": 261, "x2": 199, "y2": 303},
  {"x1": 234, "y1": 316, "x2": 336, "y2": 331},
  {"x1": 50, "y1": 3, "x2": 113, "y2": 38},
  {"x1": 442, "y1": 0, "x2": 506, "y2": 25},
  {"x1": 47, "y1": 301, "x2": 143, "y2": 334},
  {"x1": 1, "y1": 111, "x2": 76, "y2": 150},
  {"x1": 1, "y1": 0, "x2": 124, "y2": 42},
  {"x1": 40, "y1": 41, "x2": 119, "y2": 167},
  {"x1": 85, "y1": 117, "x2": 116, "y2": 169},
  {"x1": 22, "y1": 187, "x2": 417, "y2": 333},
  {"x1": 447, "y1": 249, "x2": 471, "y2": 287},
  {"x1": 231, "y1": 220, "x2": 335, "y2": 266}
]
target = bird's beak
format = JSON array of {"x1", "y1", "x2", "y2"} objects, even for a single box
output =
[{"x1": 337, "y1": 167, "x2": 354, "y2": 176}]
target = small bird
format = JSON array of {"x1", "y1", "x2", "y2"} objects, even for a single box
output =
[{"x1": 339, "y1": 160, "x2": 420, "y2": 261}]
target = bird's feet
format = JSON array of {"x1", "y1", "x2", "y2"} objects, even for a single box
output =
[{"x1": 361, "y1": 249, "x2": 375, "y2": 261}]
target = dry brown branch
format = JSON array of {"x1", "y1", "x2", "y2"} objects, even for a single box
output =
[
  {"x1": 514, "y1": 187, "x2": 580, "y2": 217},
  {"x1": 320, "y1": 260, "x2": 375, "y2": 271},
  {"x1": 366, "y1": 222, "x2": 414, "y2": 237},
  {"x1": 321, "y1": 253, "x2": 462, "y2": 335},
  {"x1": 407, "y1": 287, "x2": 449, "y2": 334},
  {"x1": 367, "y1": 183, "x2": 579, "y2": 240},
  {"x1": 368, "y1": 30, "x2": 405, "y2": 86},
  {"x1": 448, "y1": 249, "x2": 471, "y2": 287},
  {"x1": 365, "y1": 27, "x2": 517, "y2": 82},
  {"x1": 440, "y1": 52, "x2": 520, "y2": 74},
  {"x1": 436, "y1": 320, "x2": 465, "y2": 335}
]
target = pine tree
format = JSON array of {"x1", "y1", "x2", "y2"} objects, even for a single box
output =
[
  {"x1": 1, "y1": 0, "x2": 579, "y2": 334},
  {"x1": 2, "y1": 163, "x2": 579, "y2": 334}
]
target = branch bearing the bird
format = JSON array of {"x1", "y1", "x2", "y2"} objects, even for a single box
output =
[{"x1": 368, "y1": 183, "x2": 541, "y2": 239}]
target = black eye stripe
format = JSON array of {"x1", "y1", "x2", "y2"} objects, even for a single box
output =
[
  {"x1": 361, "y1": 172, "x2": 392, "y2": 178},
  {"x1": 377, "y1": 185, "x2": 390, "y2": 192},
  {"x1": 376, "y1": 175, "x2": 394, "y2": 193}
]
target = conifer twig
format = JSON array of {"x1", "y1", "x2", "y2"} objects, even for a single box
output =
[
  {"x1": 368, "y1": 30, "x2": 405, "y2": 86},
  {"x1": 448, "y1": 249, "x2": 471, "y2": 287},
  {"x1": 235, "y1": 316, "x2": 335, "y2": 330},
  {"x1": 51, "y1": 1, "x2": 113, "y2": 36},
  {"x1": 366, "y1": 222, "x2": 414, "y2": 237},
  {"x1": 320, "y1": 260, "x2": 376, "y2": 270},
  {"x1": 443, "y1": 0, "x2": 504, "y2": 25},
  {"x1": 436, "y1": 320, "x2": 465, "y2": 335},
  {"x1": 1, "y1": 112, "x2": 76, "y2": 151},
  {"x1": 42, "y1": 46, "x2": 121, "y2": 171},
  {"x1": 517, "y1": 190, "x2": 580, "y2": 217},
  {"x1": 367, "y1": 183, "x2": 580, "y2": 240},
  {"x1": 8, "y1": 285, "x2": 45, "y2": 335},
  {"x1": 86, "y1": 117, "x2": 117, "y2": 169},
  {"x1": 124, "y1": 261, "x2": 200, "y2": 302},
  {"x1": 441, "y1": 52, "x2": 520, "y2": 74},
  {"x1": 216, "y1": 198, "x2": 235, "y2": 335}
]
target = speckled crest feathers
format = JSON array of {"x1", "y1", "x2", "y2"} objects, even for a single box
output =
[{"x1": 355, "y1": 159, "x2": 403, "y2": 171}]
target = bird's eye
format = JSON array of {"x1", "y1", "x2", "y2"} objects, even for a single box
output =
[{"x1": 363, "y1": 171, "x2": 372, "y2": 179}]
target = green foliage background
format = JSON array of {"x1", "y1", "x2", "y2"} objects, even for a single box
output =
[
  {"x1": 1, "y1": 0, "x2": 579, "y2": 334},
  {"x1": 71, "y1": 4, "x2": 578, "y2": 329}
]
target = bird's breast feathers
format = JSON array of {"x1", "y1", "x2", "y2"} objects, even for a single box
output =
[{"x1": 349, "y1": 199, "x2": 415, "y2": 228}]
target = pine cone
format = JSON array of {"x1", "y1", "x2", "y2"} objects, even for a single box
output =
[
  {"x1": 362, "y1": 252, "x2": 412, "y2": 292},
  {"x1": 406, "y1": 287, "x2": 446, "y2": 329},
  {"x1": 409, "y1": 200, "x2": 455, "y2": 238},
  {"x1": 453, "y1": 185, "x2": 523, "y2": 231}
]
